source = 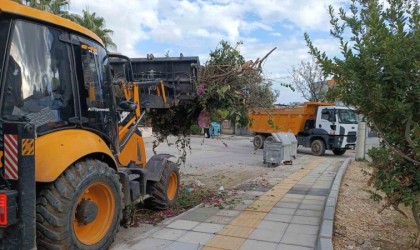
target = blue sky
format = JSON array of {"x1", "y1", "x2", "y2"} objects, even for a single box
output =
[{"x1": 71, "y1": 0, "x2": 347, "y2": 104}]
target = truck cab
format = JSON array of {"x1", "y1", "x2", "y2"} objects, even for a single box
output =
[{"x1": 312, "y1": 106, "x2": 358, "y2": 154}]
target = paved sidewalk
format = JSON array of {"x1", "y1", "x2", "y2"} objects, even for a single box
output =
[{"x1": 112, "y1": 155, "x2": 346, "y2": 250}]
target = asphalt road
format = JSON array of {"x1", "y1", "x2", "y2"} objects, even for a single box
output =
[{"x1": 142, "y1": 134, "x2": 376, "y2": 173}]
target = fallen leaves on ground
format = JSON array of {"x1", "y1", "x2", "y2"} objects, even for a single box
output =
[{"x1": 128, "y1": 183, "x2": 243, "y2": 226}]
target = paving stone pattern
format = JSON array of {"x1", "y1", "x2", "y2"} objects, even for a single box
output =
[{"x1": 111, "y1": 156, "x2": 345, "y2": 250}]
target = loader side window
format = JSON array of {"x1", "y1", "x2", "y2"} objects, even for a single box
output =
[
  {"x1": 74, "y1": 37, "x2": 117, "y2": 141},
  {"x1": 1, "y1": 20, "x2": 74, "y2": 133},
  {"x1": 80, "y1": 45, "x2": 103, "y2": 108}
]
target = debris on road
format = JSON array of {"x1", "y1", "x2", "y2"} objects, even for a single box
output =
[{"x1": 194, "y1": 179, "x2": 205, "y2": 187}]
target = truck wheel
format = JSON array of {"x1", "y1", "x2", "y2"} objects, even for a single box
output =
[
  {"x1": 36, "y1": 159, "x2": 122, "y2": 250},
  {"x1": 332, "y1": 149, "x2": 347, "y2": 155},
  {"x1": 311, "y1": 139, "x2": 326, "y2": 156},
  {"x1": 253, "y1": 135, "x2": 265, "y2": 149},
  {"x1": 146, "y1": 161, "x2": 180, "y2": 210}
]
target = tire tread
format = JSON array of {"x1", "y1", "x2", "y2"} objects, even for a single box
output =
[
  {"x1": 36, "y1": 159, "x2": 122, "y2": 250},
  {"x1": 146, "y1": 162, "x2": 179, "y2": 210}
]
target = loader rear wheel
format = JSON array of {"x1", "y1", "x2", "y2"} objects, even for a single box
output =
[
  {"x1": 36, "y1": 159, "x2": 122, "y2": 250},
  {"x1": 146, "y1": 161, "x2": 180, "y2": 210}
]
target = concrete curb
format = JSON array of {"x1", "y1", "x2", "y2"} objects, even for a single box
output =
[{"x1": 316, "y1": 157, "x2": 352, "y2": 250}]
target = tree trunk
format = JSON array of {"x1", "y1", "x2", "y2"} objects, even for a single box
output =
[
  {"x1": 412, "y1": 193, "x2": 420, "y2": 247},
  {"x1": 232, "y1": 120, "x2": 236, "y2": 135}
]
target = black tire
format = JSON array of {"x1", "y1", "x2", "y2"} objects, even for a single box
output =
[
  {"x1": 36, "y1": 159, "x2": 123, "y2": 250},
  {"x1": 253, "y1": 135, "x2": 265, "y2": 149},
  {"x1": 311, "y1": 139, "x2": 326, "y2": 156},
  {"x1": 146, "y1": 161, "x2": 180, "y2": 210},
  {"x1": 332, "y1": 149, "x2": 347, "y2": 155}
]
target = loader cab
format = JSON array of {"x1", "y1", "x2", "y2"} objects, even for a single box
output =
[{"x1": 0, "y1": 14, "x2": 119, "y2": 148}]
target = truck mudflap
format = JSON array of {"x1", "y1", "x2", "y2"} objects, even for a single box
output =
[{"x1": 0, "y1": 123, "x2": 36, "y2": 250}]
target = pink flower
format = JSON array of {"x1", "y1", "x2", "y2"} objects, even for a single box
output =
[{"x1": 196, "y1": 84, "x2": 205, "y2": 96}]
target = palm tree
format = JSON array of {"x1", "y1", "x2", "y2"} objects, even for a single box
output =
[
  {"x1": 71, "y1": 9, "x2": 117, "y2": 50},
  {"x1": 11, "y1": 1, "x2": 117, "y2": 50},
  {"x1": 47, "y1": 0, "x2": 70, "y2": 17},
  {"x1": 12, "y1": 0, "x2": 70, "y2": 17}
]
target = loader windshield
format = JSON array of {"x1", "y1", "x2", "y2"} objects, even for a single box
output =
[{"x1": 1, "y1": 20, "x2": 74, "y2": 133}]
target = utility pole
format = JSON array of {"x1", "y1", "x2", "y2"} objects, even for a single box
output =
[
  {"x1": 355, "y1": 116, "x2": 366, "y2": 160},
  {"x1": 356, "y1": 1, "x2": 369, "y2": 161}
]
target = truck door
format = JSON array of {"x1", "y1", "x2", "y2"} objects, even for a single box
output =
[{"x1": 316, "y1": 107, "x2": 336, "y2": 134}]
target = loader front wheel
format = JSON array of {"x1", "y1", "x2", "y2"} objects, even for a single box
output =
[
  {"x1": 146, "y1": 161, "x2": 180, "y2": 210},
  {"x1": 36, "y1": 159, "x2": 122, "y2": 250}
]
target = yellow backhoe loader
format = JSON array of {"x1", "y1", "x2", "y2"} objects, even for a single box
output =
[{"x1": 0, "y1": 1, "x2": 196, "y2": 249}]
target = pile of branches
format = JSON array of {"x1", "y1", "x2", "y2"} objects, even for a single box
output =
[
  {"x1": 197, "y1": 47, "x2": 277, "y2": 119},
  {"x1": 147, "y1": 45, "x2": 277, "y2": 163}
]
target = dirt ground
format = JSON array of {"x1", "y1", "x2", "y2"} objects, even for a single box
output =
[
  {"x1": 334, "y1": 161, "x2": 419, "y2": 250},
  {"x1": 180, "y1": 166, "x2": 268, "y2": 191}
]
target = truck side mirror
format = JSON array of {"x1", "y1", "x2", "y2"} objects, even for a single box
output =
[{"x1": 119, "y1": 101, "x2": 137, "y2": 111}]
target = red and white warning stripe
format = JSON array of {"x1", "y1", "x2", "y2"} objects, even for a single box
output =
[{"x1": 4, "y1": 134, "x2": 18, "y2": 180}]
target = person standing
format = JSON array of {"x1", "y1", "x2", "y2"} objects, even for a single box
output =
[{"x1": 198, "y1": 110, "x2": 211, "y2": 138}]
